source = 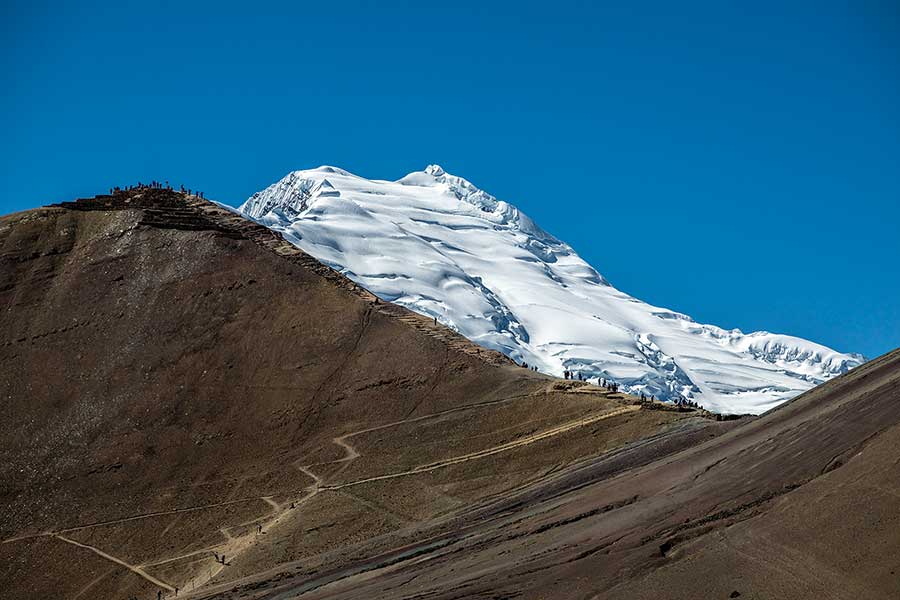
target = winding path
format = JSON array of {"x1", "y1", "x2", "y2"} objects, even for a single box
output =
[
  {"x1": 3, "y1": 389, "x2": 631, "y2": 598},
  {"x1": 319, "y1": 405, "x2": 640, "y2": 490},
  {"x1": 0, "y1": 495, "x2": 280, "y2": 545}
]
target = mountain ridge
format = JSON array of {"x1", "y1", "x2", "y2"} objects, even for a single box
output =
[
  {"x1": 0, "y1": 187, "x2": 720, "y2": 598},
  {"x1": 239, "y1": 165, "x2": 864, "y2": 414}
]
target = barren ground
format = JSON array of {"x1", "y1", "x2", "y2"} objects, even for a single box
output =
[{"x1": 0, "y1": 191, "x2": 726, "y2": 599}]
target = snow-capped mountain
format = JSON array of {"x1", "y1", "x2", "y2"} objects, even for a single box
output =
[{"x1": 237, "y1": 165, "x2": 864, "y2": 414}]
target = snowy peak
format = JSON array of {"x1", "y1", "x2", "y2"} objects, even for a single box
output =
[
  {"x1": 401, "y1": 165, "x2": 558, "y2": 244},
  {"x1": 240, "y1": 170, "x2": 341, "y2": 220},
  {"x1": 398, "y1": 164, "x2": 499, "y2": 212},
  {"x1": 428, "y1": 165, "x2": 502, "y2": 214},
  {"x1": 238, "y1": 165, "x2": 864, "y2": 414},
  {"x1": 425, "y1": 164, "x2": 445, "y2": 176}
]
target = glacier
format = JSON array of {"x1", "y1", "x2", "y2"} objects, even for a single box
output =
[{"x1": 236, "y1": 164, "x2": 864, "y2": 414}]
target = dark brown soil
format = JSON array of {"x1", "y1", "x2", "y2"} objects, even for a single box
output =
[
  {"x1": 6, "y1": 189, "x2": 894, "y2": 600},
  {"x1": 0, "y1": 190, "x2": 717, "y2": 599},
  {"x1": 223, "y1": 349, "x2": 900, "y2": 600}
]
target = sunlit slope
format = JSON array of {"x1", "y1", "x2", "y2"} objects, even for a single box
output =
[{"x1": 231, "y1": 348, "x2": 900, "y2": 600}]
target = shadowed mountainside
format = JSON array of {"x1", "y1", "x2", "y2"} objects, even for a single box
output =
[{"x1": 0, "y1": 189, "x2": 727, "y2": 599}]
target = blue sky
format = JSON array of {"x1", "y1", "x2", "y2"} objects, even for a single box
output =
[{"x1": 3, "y1": 1, "x2": 898, "y2": 358}]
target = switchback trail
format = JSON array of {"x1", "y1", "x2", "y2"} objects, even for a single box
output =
[
  {"x1": 319, "y1": 405, "x2": 640, "y2": 490},
  {"x1": 181, "y1": 400, "x2": 639, "y2": 599},
  {"x1": 307, "y1": 391, "x2": 541, "y2": 469},
  {"x1": 308, "y1": 388, "x2": 596, "y2": 472},
  {"x1": 3, "y1": 384, "x2": 633, "y2": 599}
]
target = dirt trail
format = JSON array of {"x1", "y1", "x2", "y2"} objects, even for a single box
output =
[
  {"x1": 306, "y1": 389, "x2": 582, "y2": 474},
  {"x1": 179, "y1": 401, "x2": 638, "y2": 599},
  {"x1": 144, "y1": 548, "x2": 222, "y2": 568},
  {"x1": 296, "y1": 465, "x2": 324, "y2": 488},
  {"x1": 4, "y1": 387, "x2": 634, "y2": 599},
  {"x1": 197, "y1": 467, "x2": 330, "y2": 589},
  {"x1": 55, "y1": 534, "x2": 175, "y2": 592},
  {"x1": 0, "y1": 495, "x2": 280, "y2": 545},
  {"x1": 319, "y1": 406, "x2": 640, "y2": 490},
  {"x1": 332, "y1": 435, "x2": 361, "y2": 462},
  {"x1": 229, "y1": 401, "x2": 639, "y2": 572},
  {"x1": 326, "y1": 392, "x2": 542, "y2": 453}
]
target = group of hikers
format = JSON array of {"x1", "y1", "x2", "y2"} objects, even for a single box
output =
[
  {"x1": 109, "y1": 180, "x2": 205, "y2": 198},
  {"x1": 598, "y1": 378, "x2": 619, "y2": 393},
  {"x1": 520, "y1": 359, "x2": 707, "y2": 409},
  {"x1": 563, "y1": 369, "x2": 593, "y2": 383},
  {"x1": 520, "y1": 361, "x2": 626, "y2": 392},
  {"x1": 638, "y1": 391, "x2": 699, "y2": 409},
  {"x1": 675, "y1": 397, "x2": 700, "y2": 409},
  {"x1": 138, "y1": 533, "x2": 247, "y2": 598},
  {"x1": 522, "y1": 362, "x2": 708, "y2": 410},
  {"x1": 563, "y1": 369, "x2": 620, "y2": 393}
]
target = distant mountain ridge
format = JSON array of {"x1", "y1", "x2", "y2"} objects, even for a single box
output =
[{"x1": 239, "y1": 165, "x2": 864, "y2": 414}]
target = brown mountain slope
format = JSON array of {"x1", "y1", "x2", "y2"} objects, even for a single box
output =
[
  {"x1": 238, "y1": 348, "x2": 900, "y2": 600},
  {"x1": 0, "y1": 189, "x2": 727, "y2": 599}
]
